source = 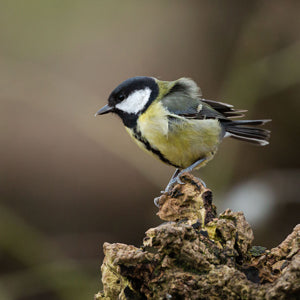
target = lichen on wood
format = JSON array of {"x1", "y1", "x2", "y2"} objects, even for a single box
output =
[{"x1": 95, "y1": 173, "x2": 300, "y2": 300}]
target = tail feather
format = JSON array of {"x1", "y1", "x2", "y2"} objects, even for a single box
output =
[
  {"x1": 229, "y1": 119, "x2": 271, "y2": 126},
  {"x1": 226, "y1": 132, "x2": 269, "y2": 146},
  {"x1": 223, "y1": 119, "x2": 271, "y2": 146}
]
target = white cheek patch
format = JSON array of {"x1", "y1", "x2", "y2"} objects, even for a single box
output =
[{"x1": 115, "y1": 88, "x2": 151, "y2": 114}]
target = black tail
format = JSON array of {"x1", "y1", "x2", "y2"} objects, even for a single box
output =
[{"x1": 223, "y1": 119, "x2": 271, "y2": 146}]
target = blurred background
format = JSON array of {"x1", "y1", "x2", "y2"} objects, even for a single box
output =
[{"x1": 0, "y1": 1, "x2": 299, "y2": 299}]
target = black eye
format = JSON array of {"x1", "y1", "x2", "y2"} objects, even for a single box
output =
[{"x1": 118, "y1": 94, "x2": 125, "y2": 101}]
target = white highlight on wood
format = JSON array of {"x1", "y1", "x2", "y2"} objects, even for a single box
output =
[{"x1": 116, "y1": 88, "x2": 151, "y2": 114}]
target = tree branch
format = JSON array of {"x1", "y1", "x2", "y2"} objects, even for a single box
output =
[{"x1": 95, "y1": 174, "x2": 300, "y2": 299}]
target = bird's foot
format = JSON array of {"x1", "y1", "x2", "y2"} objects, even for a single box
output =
[
  {"x1": 154, "y1": 196, "x2": 160, "y2": 207},
  {"x1": 155, "y1": 173, "x2": 207, "y2": 207},
  {"x1": 162, "y1": 172, "x2": 185, "y2": 194},
  {"x1": 162, "y1": 173, "x2": 207, "y2": 194},
  {"x1": 154, "y1": 175, "x2": 183, "y2": 206},
  {"x1": 194, "y1": 176, "x2": 207, "y2": 188}
]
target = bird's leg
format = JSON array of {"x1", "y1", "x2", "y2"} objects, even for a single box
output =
[
  {"x1": 175, "y1": 158, "x2": 207, "y2": 187},
  {"x1": 154, "y1": 159, "x2": 207, "y2": 206},
  {"x1": 164, "y1": 158, "x2": 207, "y2": 193},
  {"x1": 154, "y1": 169, "x2": 181, "y2": 206},
  {"x1": 164, "y1": 168, "x2": 181, "y2": 192}
]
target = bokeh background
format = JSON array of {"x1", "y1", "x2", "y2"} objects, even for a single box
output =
[{"x1": 1, "y1": 1, "x2": 299, "y2": 299}]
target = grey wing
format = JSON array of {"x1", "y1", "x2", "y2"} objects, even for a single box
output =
[
  {"x1": 161, "y1": 78, "x2": 245, "y2": 120},
  {"x1": 160, "y1": 79, "x2": 270, "y2": 145},
  {"x1": 201, "y1": 99, "x2": 247, "y2": 118},
  {"x1": 161, "y1": 88, "x2": 225, "y2": 120}
]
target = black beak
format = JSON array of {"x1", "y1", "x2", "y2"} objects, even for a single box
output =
[{"x1": 95, "y1": 104, "x2": 114, "y2": 116}]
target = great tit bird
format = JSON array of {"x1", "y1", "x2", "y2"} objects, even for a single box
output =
[{"x1": 95, "y1": 76, "x2": 270, "y2": 195}]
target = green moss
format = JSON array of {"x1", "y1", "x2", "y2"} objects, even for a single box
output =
[{"x1": 249, "y1": 246, "x2": 267, "y2": 257}]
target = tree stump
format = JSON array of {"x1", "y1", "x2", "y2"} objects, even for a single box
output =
[{"x1": 95, "y1": 173, "x2": 300, "y2": 300}]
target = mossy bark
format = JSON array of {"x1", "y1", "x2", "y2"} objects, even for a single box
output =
[{"x1": 95, "y1": 174, "x2": 300, "y2": 300}]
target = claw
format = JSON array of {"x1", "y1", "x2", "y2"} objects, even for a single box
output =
[
  {"x1": 163, "y1": 172, "x2": 185, "y2": 193},
  {"x1": 176, "y1": 174, "x2": 184, "y2": 185},
  {"x1": 161, "y1": 158, "x2": 208, "y2": 198},
  {"x1": 200, "y1": 178, "x2": 207, "y2": 188},
  {"x1": 154, "y1": 197, "x2": 160, "y2": 207},
  {"x1": 195, "y1": 176, "x2": 207, "y2": 188},
  {"x1": 156, "y1": 158, "x2": 209, "y2": 207},
  {"x1": 164, "y1": 178, "x2": 177, "y2": 193}
]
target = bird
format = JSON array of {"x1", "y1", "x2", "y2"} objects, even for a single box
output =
[{"x1": 95, "y1": 76, "x2": 271, "y2": 199}]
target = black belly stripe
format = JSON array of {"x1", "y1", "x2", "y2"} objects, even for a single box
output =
[{"x1": 132, "y1": 128, "x2": 180, "y2": 168}]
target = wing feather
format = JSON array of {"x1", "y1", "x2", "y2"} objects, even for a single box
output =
[
  {"x1": 159, "y1": 78, "x2": 271, "y2": 145},
  {"x1": 201, "y1": 99, "x2": 247, "y2": 118}
]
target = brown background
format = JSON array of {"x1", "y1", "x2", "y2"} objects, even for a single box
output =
[{"x1": 0, "y1": 1, "x2": 299, "y2": 299}]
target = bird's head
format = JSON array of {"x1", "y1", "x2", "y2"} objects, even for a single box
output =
[{"x1": 95, "y1": 76, "x2": 159, "y2": 127}]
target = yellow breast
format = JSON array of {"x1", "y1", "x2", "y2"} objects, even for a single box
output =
[{"x1": 127, "y1": 102, "x2": 222, "y2": 169}]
